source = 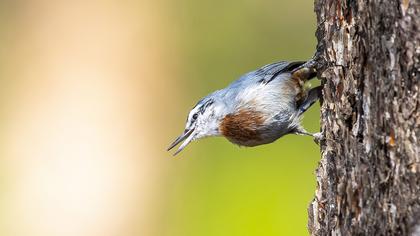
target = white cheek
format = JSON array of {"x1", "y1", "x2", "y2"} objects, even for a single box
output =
[
  {"x1": 214, "y1": 106, "x2": 227, "y2": 117},
  {"x1": 185, "y1": 122, "x2": 192, "y2": 130},
  {"x1": 206, "y1": 120, "x2": 221, "y2": 137},
  {"x1": 194, "y1": 120, "x2": 217, "y2": 139}
]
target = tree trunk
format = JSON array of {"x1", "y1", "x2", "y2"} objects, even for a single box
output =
[{"x1": 308, "y1": 0, "x2": 420, "y2": 235}]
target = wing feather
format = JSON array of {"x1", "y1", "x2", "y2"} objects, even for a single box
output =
[{"x1": 255, "y1": 61, "x2": 305, "y2": 84}]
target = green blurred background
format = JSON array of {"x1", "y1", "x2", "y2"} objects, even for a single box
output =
[
  {"x1": 162, "y1": 0, "x2": 319, "y2": 235},
  {"x1": 0, "y1": 0, "x2": 318, "y2": 235}
]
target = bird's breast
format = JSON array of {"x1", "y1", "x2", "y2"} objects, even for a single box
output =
[{"x1": 219, "y1": 109, "x2": 268, "y2": 146}]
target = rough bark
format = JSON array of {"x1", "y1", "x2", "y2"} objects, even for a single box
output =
[{"x1": 308, "y1": 0, "x2": 420, "y2": 235}]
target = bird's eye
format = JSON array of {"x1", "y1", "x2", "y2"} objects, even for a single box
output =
[{"x1": 192, "y1": 113, "x2": 198, "y2": 120}]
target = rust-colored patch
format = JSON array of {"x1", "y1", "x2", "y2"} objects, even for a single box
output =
[
  {"x1": 291, "y1": 67, "x2": 313, "y2": 106},
  {"x1": 389, "y1": 129, "x2": 396, "y2": 147},
  {"x1": 219, "y1": 109, "x2": 265, "y2": 146},
  {"x1": 286, "y1": 78, "x2": 305, "y2": 109},
  {"x1": 291, "y1": 66, "x2": 316, "y2": 83},
  {"x1": 402, "y1": 0, "x2": 410, "y2": 13}
]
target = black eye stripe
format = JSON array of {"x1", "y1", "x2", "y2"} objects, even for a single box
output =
[
  {"x1": 189, "y1": 98, "x2": 214, "y2": 123},
  {"x1": 198, "y1": 99, "x2": 214, "y2": 114}
]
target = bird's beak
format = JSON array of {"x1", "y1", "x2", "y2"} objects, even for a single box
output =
[{"x1": 167, "y1": 128, "x2": 195, "y2": 156}]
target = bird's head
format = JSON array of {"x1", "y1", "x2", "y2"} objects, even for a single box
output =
[{"x1": 167, "y1": 96, "x2": 225, "y2": 155}]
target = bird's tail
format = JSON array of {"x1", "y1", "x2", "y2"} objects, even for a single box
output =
[{"x1": 297, "y1": 86, "x2": 322, "y2": 116}]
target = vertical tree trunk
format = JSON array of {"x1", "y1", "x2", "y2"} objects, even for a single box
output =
[{"x1": 308, "y1": 0, "x2": 420, "y2": 235}]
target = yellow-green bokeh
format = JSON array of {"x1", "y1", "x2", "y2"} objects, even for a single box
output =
[{"x1": 162, "y1": 0, "x2": 319, "y2": 235}]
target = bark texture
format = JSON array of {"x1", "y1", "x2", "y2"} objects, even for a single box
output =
[{"x1": 308, "y1": 0, "x2": 420, "y2": 235}]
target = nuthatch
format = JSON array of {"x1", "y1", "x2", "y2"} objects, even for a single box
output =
[{"x1": 168, "y1": 60, "x2": 321, "y2": 155}]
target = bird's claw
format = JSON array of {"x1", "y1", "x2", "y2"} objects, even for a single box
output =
[{"x1": 313, "y1": 132, "x2": 323, "y2": 145}]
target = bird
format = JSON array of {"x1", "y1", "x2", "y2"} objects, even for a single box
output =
[{"x1": 167, "y1": 60, "x2": 322, "y2": 156}]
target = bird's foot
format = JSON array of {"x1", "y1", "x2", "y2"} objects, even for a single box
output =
[{"x1": 312, "y1": 132, "x2": 323, "y2": 145}]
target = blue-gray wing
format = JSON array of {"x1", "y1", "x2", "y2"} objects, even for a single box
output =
[
  {"x1": 255, "y1": 61, "x2": 305, "y2": 84},
  {"x1": 223, "y1": 61, "x2": 305, "y2": 97}
]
